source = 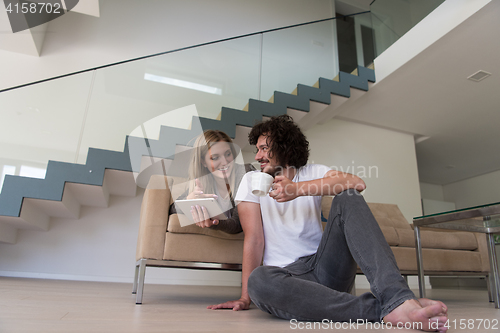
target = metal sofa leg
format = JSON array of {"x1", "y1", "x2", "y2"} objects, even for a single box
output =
[
  {"x1": 487, "y1": 274, "x2": 493, "y2": 302},
  {"x1": 132, "y1": 263, "x2": 139, "y2": 294},
  {"x1": 136, "y1": 259, "x2": 147, "y2": 304}
]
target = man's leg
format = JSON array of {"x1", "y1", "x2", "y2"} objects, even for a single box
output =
[
  {"x1": 312, "y1": 188, "x2": 415, "y2": 319},
  {"x1": 248, "y1": 190, "x2": 447, "y2": 330},
  {"x1": 248, "y1": 264, "x2": 381, "y2": 322},
  {"x1": 247, "y1": 188, "x2": 398, "y2": 322}
]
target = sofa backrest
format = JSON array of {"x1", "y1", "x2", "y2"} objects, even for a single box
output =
[
  {"x1": 321, "y1": 197, "x2": 411, "y2": 229},
  {"x1": 366, "y1": 203, "x2": 411, "y2": 229},
  {"x1": 169, "y1": 176, "x2": 189, "y2": 201}
]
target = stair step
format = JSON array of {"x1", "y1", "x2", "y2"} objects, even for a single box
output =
[
  {"x1": 0, "y1": 224, "x2": 16, "y2": 244},
  {"x1": 24, "y1": 186, "x2": 81, "y2": 219},
  {"x1": 105, "y1": 169, "x2": 137, "y2": 197},
  {"x1": 0, "y1": 200, "x2": 50, "y2": 231}
]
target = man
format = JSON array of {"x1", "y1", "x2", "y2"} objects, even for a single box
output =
[{"x1": 208, "y1": 115, "x2": 448, "y2": 332}]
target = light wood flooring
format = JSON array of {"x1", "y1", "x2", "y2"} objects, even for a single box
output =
[{"x1": 1, "y1": 277, "x2": 499, "y2": 332}]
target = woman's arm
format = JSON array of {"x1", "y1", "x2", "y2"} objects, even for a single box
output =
[{"x1": 208, "y1": 207, "x2": 243, "y2": 233}]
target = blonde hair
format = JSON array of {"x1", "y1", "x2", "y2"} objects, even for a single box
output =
[{"x1": 188, "y1": 130, "x2": 237, "y2": 196}]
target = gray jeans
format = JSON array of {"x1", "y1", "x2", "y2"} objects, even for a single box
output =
[{"x1": 247, "y1": 189, "x2": 416, "y2": 322}]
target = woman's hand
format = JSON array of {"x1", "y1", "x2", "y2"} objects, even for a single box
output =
[
  {"x1": 186, "y1": 179, "x2": 219, "y2": 228},
  {"x1": 191, "y1": 205, "x2": 220, "y2": 228},
  {"x1": 186, "y1": 178, "x2": 218, "y2": 200}
]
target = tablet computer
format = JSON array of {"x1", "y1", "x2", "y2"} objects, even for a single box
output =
[{"x1": 174, "y1": 198, "x2": 228, "y2": 227}]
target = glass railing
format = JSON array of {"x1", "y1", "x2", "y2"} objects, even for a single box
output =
[
  {"x1": 370, "y1": 0, "x2": 446, "y2": 57},
  {"x1": 0, "y1": 12, "x2": 376, "y2": 192}
]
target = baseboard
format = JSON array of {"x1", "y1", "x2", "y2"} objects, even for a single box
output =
[
  {"x1": 0, "y1": 270, "x2": 430, "y2": 289},
  {"x1": 0, "y1": 269, "x2": 242, "y2": 286}
]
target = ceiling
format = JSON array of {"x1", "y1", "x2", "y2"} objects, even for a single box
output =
[{"x1": 335, "y1": 0, "x2": 500, "y2": 185}]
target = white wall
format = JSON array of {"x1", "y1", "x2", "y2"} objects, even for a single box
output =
[
  {"x1": 420, "y1": 182, "x2": 444, "y2": 201},
  {"x1": 443, "y1": 170, "x2": 500, "y2": 209},
  {"x1": 419, "y1": 182, "x2": 456, "y2": 215},
  {"x1": 305, "y1": 118, "x2": 422, "y2": 223},
  {"x1": 0, "y1": 0, "x2": 336, "y2": 91}
]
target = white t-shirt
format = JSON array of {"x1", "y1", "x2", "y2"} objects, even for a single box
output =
[{"x1": 235, "y1": 164, "x2": 331, "y2": 267}]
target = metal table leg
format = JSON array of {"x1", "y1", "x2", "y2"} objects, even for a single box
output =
[
  {"x1": 414, "y1": 225, "x2": 426, "y2": 298},
  {"x1": 486, "y1": 234, "x2": 500, "y2": 308}
]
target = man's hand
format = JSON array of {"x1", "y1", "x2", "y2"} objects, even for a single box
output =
[
  {"x1": 269, "y1": 175, "x2": 298, "y2": 202},
  {"x1": 207, "y1": 298, "x2": 251, "y2": 311}
]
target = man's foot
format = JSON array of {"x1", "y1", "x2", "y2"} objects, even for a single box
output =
[
  {"x1": 383, "y1": 299, "x2": 448, "y2": 332},
  {"x1": 418, "y1": 298, "x2": 447, "y2": 315}
]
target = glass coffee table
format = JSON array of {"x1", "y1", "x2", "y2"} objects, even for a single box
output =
[{"x1": 413, "y1": 202, "x2": 500, "y2": 308}]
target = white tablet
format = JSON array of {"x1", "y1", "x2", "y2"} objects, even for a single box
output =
[{"x1": 173, "y1": 198, "x2": 228, "y2": 226}]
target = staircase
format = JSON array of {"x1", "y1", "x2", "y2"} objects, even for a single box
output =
[{"x1": 0, "y1": 66, "x2": 375, "y2": 244}]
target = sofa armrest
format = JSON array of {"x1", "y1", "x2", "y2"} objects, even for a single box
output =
[
  {"x1": 136, "y1": 175, "x2": 172, "y2": 261},
  {"x1": 475, "y1": 232, "x2": 491, "y2": 273}
]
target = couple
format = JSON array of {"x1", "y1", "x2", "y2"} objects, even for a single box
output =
[{"x1": 177, "y1": 115, "x2": 448, "y2": 332}]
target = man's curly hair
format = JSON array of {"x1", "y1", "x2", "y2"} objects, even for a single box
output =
[{"x1": 249, "y1": 115, "x2": 309, "y2": 168}]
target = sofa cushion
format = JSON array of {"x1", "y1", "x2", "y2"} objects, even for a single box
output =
[
  {"x1": 380, "y1": 226, "x2": 399, "y2": 246},
  {"x1": 163, "y1": 232, "x2": 243, "y2": 264},
  {"x1": 167, "y1": 214, "x2": 244, "y2": 240},
  {"x1": 396, "y1": 228, "x2": 478, "y2": 250},
  {"x1": 391, "y1": 247, "x2": 485, "y2": 273}
]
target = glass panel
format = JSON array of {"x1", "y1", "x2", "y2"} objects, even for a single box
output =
[
  {"x1": 261, "y1": 20, "x2": 338, "y2": 102},
  {"x1": 0, "y1": 72, "x2": 94, "y2": 192},
  {"x1": 371, "y1": 0, "x2": 446, "y2": 57},
  {"x1": 78, "y1": 35, "x2": 261, "y2": 163},
  {"x1": 354, "y1": 12, "x2": 375, "y2": 68}
]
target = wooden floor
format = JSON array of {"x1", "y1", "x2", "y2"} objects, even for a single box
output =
[{"x1": 1, "y1": 277, "x2": 499, "y2": 332}]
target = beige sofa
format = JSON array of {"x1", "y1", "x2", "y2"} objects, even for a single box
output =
[{"x1": 133, "y1": 175, "x2": 491, "y2": 304}]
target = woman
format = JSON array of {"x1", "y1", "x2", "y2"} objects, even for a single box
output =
[{"x1": 169, "y1": 130, "x2": 254, "y2": 234}]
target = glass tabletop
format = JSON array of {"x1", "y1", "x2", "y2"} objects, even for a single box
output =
[
  {"x1": 414, "y1": 201, "x2": 500, "y2": 220},
  {"x1": 413, "y1": 202, "x2": 500, "y2": 234}
]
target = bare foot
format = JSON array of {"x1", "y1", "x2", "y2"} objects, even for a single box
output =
[
  {"x1": 383, "y1": 299, "x2": 448, "y2": 332},
  {"x1": 418, "y1": 298, "x2": 448, "y2": 315}
]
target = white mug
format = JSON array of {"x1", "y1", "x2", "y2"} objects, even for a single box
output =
[{"x1": 251, "y1": 172, "x2": 274, "y2": 196}]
